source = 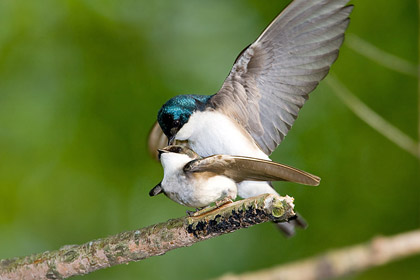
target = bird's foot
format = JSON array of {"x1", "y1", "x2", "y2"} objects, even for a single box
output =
[
  {"x1": 188, "y1": 197, "x2": 234, "y2": 217},
  {"x1": 186, "y1": 210, "x2": 195, "y2": 217},
  {"x1": 186, "y1": 208, "x2": 204, "y2": 217},
  {"x1": 215, "y1": 197, "x2": 233, "y2": 208},
  {"x1": 191, "y1": 206, "x2": 215, "y2": 217}
]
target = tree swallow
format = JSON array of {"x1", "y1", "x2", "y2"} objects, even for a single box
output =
[
  {"x1": 148, "y1": 0, "x2": 353, "y2": 235},
  {"x1": 150, "y1": 145, "x2": 320, "y2": 210}
]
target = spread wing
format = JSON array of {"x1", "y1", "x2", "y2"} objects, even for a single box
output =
[
  {"x1": 184, "y1": 155, "x2": 320, "y2": 186},
  {"x1": 147, "y1": 121, "x2": 168, "y2": 161},
  {"x1": 209, "y1": 0, "x2": 353, "y2": 155}
]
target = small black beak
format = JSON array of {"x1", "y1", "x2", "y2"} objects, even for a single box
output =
[
  {"x1": 168, "y1": 135, "x2": 176, "y2": 145},
  {"x1": 149, "y1": 182, "x2": 163, "y2": 196}
]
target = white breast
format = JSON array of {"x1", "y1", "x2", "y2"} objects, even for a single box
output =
[
  {"x1": 176, "y1": 111, "x2": 269, "y2": 159},
  {"x1": 175, "y1": 110, "x2": 277, "y2": 199},
  {"x1": 159, "y1": 152, "x2": 237, "y2": 208}
]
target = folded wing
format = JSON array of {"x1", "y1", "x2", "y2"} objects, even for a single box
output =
[{"x1": 184, "y1": 155, "x2": 320, "y2": 186}]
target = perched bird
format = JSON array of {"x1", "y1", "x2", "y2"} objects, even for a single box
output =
[
  {"x1": 150, "y1": 145, "x2": 320, "y2": 210},
  {"x1": 148, "y1": 0, "x2": 353, "y2": 235}
]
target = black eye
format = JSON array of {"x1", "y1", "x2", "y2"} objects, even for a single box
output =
[
  {"x1": 173, "y1": 119, "x2": 180, "y2": 126},
  {"x1": 164, "y1": 113, "x2": 173, "y2": 120},
  {"x1": 168, "y1": 146, "x2": 182, "y2": 153}
]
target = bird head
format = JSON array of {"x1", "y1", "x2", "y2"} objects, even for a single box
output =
[{"x1": 157, "y1": 95, "x2": 210, "y2": 144}]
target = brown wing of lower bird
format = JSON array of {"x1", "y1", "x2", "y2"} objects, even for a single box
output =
[{"x1": 184, "y1": 155, "x2": 320, "y2": 186}]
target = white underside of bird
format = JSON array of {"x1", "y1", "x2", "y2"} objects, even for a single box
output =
[
  {"x1": 175, "y1": 110, "x2": 278, "y2": 198},
  {"x1": 160, "y1": 151, "x2": 237, "y2": 208}
]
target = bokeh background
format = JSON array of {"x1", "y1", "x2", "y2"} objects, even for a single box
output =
[{"x1": 0, "y1": 0, "x2": 418, "y2": 279}]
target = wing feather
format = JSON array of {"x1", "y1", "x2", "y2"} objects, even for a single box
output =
[
  {"x1": 184, "y1": 155, "x2": 320, "y2": 186},
  {"x1": 147, "y1": 121, "x2": 168, "y2": 161},
  {"x1": 210, "y1": 0, "x2": 353, "y2": 154}
]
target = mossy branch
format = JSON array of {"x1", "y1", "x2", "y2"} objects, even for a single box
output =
[{"x1": 0, "y1": 194, "x2": 295, "y2": 280}]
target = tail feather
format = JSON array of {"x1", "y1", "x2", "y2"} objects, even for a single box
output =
[{"x1": 275, "y1": 212, "x2": 307, "y2": 237}]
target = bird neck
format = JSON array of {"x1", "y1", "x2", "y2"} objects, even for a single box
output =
[{"x1": 160, "y1": 153, "x2": 192, "y2": 176}]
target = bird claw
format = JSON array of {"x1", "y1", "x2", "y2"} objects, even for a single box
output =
[
  {"x1": 215, "y1": 197, "x2": 233, "y2": 208},
  {"x1": 190, "y1": 206, "x2": 214, "y2": 217},
  {"x1": 186, "y1": 208, "x2": 204, "y2": 217},
  {"x1": 189, "y1": 197, "x2": 234, "y2": 217},
  {"x1": 186, "y1": 210, "x2": 196, "y2": 217}
]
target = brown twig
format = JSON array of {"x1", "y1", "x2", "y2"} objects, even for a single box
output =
[
  {"x1": 0, "y1": 194, "x2": 295, "y2": 280},
  {"x1": 217, "y1": 229, "x2": 420, "y2": 280}
]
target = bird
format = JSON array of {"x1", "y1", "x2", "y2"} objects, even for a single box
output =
[
  {"x1": 148, "y1": 0, "x2": 353, "y2": 235},
  {"x1": 150, "y1": 145, "x2": 320, "y2": 212}
]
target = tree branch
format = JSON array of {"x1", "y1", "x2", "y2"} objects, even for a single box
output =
[
  {"x1": 345, "y1": 34, "x2": 418, "y2": 77},
  {"x1": 0, "y1": 194, "x2": 295, "y2": 280},
  {"x1": 217, "y1": 229, "x2": 420, "y2": 280},
  {"x1": 326, "y1": 76, "x2": 420, "y2": 159}
]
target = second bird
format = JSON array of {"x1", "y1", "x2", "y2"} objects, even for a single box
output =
[{"x1": 150, "y1": 145, "x2": 320, "y2": 210}]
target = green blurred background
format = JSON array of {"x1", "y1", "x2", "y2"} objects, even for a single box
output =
[{"x1": 0, "y1": 0, "x2": 418, "y2": 279}]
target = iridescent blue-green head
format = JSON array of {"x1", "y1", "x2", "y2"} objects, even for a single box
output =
[{"x1": 157, "y1": 94, "x2": 211, "y2": 143}]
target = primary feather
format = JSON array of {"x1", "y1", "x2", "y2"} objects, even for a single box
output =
[{"x1": 210, "y1": 0, "x2": 353, "y2": 154}]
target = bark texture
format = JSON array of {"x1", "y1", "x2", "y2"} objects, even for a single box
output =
[{"x1": 0, "y1": 194, "x2": 295, "y2": 280}]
